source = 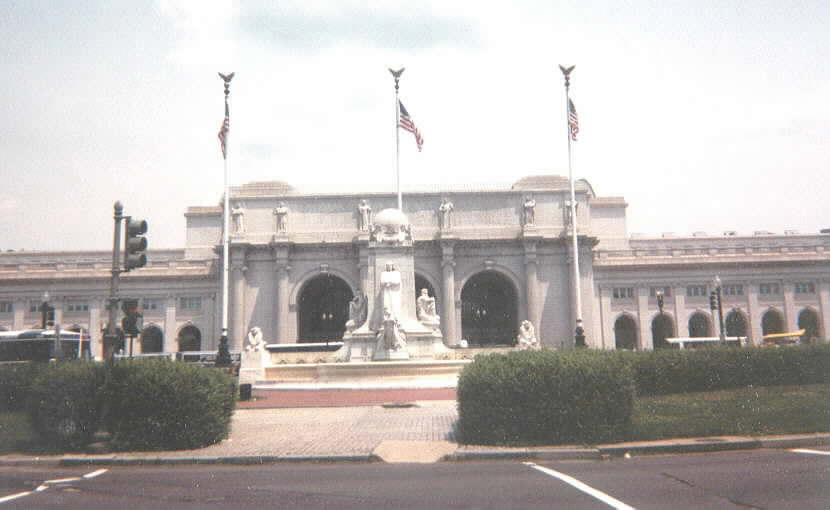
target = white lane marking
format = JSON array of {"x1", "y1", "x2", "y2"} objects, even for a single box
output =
[
  {"x1": 0, "y1": 491, "x2": 32, "y2": 503},
  {"x1": 791, "y1": 448, "x2": 830, "y2": 456},
  {"x1": 83, "y1": 469, "x2": 108, "y2": 479},
  {"x1": 524, "y1": 462, "x2": 636, "y2": 510},
  {"x1": 43, "y1": 477, "x2": 82, "y2": 484},
  {"x1": 35, "y1": 485, "x2": 48, "y2": 492}
]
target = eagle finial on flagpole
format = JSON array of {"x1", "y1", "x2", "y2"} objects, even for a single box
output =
[
  {"x1": 219, "y1": 72, "x2": 235, "y2": 96},
  {"x1": 389, "y1": 67, "x2": 405, "y2": 92},
  {"x1": 559, "y1": 65, "x2": 575, "y2": 89}
]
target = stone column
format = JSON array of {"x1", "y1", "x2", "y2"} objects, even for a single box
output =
[
  {"x1": 52, "y1": 297, "x2": 64, "y2": 328},
  {"x1": 13, "y1": 299, "x2": 25, "y2": 330},
  {"x1": 746, "y1": 284, "x2": 760, "y2": 345},
  {"x1": 599, "y1": 288, "x2": 613, "y2": 350},
  {"x1": 164, "y1": 296, "x2": 177, "y2": 354},
  {"x1": 523, "y1": 240, "x2": 540, "y2": 336},
  {"x1": 231, "y1": 263, "x2": 246, "y2": 352},
  {"x1": 440, "y1": 239, "x2": 457, "y2": 345},
  {"x1": 783, "y1": 283, "x2": 797, "y2": 332},
  {"x1": 636, "y1": 287, "x2": 652, "y2": 350},
  {"x1": 673, "y1": 287, "x2": 688, "y2": 337},
  {"x1": 89, "y1": 299, "x2": 102, "y2": 360},
  {"x1": 818, "y1": 281, "x2": 830, "y2": 341},
  {"x1": 272, "y1": 243, "x2": 291, "y2": 344}
]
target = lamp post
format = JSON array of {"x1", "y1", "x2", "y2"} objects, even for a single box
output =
[
  {"x1": 40, "y1": 291, "x2": 51, "y2": 329},
  {"x1": 713, "y1": 276, "x2": 726, "y2": 343}
]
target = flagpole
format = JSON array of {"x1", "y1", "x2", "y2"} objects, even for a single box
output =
[
  {"x1": 560, "y1": 64, "x2": 585, "y2": 347},
  {"x1": 389, "y1": 68, "x2": 404, "y2": 210},
  {"x1": 218, "y1": 72, "x2": 234, "y2": 365}
]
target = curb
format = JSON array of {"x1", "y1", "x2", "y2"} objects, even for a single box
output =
[
  {"x1": 597, "y1": 438, "x2": 763, "y2": 457},
  {"x1": 445, "y1": 449, "x2": 601, "y2": 462},
  {"x1": 0, "y1": 454, "x2": 380, "y2": 467}
]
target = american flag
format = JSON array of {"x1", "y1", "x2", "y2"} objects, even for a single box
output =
[
  {"x1": 398, "y1": 100, "x2": 423, "y2": 151},
  {"x1": 568, "y1": 98, "x2": 579, "y2": 141},
  {"x1": 218, "y1": 101, "x2": 229, "y2": 159}
]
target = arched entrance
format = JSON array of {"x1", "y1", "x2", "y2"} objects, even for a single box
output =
[
  {"x1": 761, "y1": 309, "x2": 784, "y2": 337},
  {"x1": 460, "y1": 271, "x2": 518, "y2": 346},
  {"x1": 688, "y1": 312, "x2": 713, "y2": 338},
  {"x1": 725, "y1": 310, "x2": 748, "y2": 338},
  {"x1": 798, "y1": 308, "x2": 820, "y2": 344},
  {"x1": 615, "y1": 314, "x2": 638, "y2": 350},
  {"x1": 297, "y1": 274, "x2": 352, "y2": 343},
  {"x1": 178, "y1": 325, "x2": 201, "y2": 352},
  {"x1": 651, "y1": 313, "x2": 676, "y2": 349},
  {"x1": 141, "y1": 325, "x2": 164, "y2": 353}
]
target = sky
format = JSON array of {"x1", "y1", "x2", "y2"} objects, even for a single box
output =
[{"x1": 1, "y1": 1, "x2": 828, "y2": 252}]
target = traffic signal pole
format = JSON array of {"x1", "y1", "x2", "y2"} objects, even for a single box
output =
[{"x1": 105, "y1": 201, "x2": 124, "y2": 361}]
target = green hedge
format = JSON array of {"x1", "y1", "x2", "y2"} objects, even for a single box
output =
[
  {"x1": 0, "y1": 362, "x2": 46, "y2": 412},
  {"x1": 457, "y1": 350, "x2": 635, "y2": 445},
  {"x1": 104, "y1": 359, "x2": 236, "y2": 451},
  {"x1": 26, "y1": 362, "x2": 105, "y2": 449},
  {"x1": 629, "y1": 344, "x2": 830, "y2": 396}
]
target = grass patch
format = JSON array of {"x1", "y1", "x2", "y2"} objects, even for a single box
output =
[
  {"x1": 630, "y1": 383, "x2": 830, "y2": 440},
  {"x1": 0, "y1": 411, "x2": 34, "y2": 454}
]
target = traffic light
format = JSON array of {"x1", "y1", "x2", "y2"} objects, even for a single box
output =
[
  {"x1": 124, "y1": 217, "x2": 148, "y2": 271},
  {"x1": 121, "y1": 298, "x2": 143, "y2": 336},
  {"x1": 709, "y1": 291, "x2": 719, "y2": 311}
]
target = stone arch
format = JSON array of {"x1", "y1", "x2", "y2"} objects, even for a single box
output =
[
  {"x1": 725, "y1": 309, "x2": 749, "y2": 338},
  {"x1": 289, "y1": 267, "x2": 358, "y2": 308},
  {"x1": 297, "y1": 273, "x2": 354, "y2": 343},
  {"x1": 688, "y1": 311, "x2": 713, "y2": 338},
  {"x1": 140, "y1": 324, "x2": 164, "y2": 353},
  {"x1": 798, "y1": 307, "x2": 821, "y2": 344},
  {"x1": 761, "y1": 308, "x2": 785, "y2": 336},
  {"x1": 614, "y1": 313, "x2": 638, "y2": 350},
  {"x1": 177, "y1": 324, "x2": 202, "y2": 352},
  {"x1": 460, "y1": 270, "x2": 519, "y2": 346},
  {"x1": 414, "y1": 273, "x2": 438, "y2": 307},
  {"x1": 651, "y1": 312, "x2": 676, "y2": 349}
]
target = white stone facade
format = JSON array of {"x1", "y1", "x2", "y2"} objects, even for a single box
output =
[{"x1": 1, "y1": 176, "x2": 827, "y2": 357}]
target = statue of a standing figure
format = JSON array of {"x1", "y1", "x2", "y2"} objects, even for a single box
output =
[
  {"x1": 416, "y1": 288, "x2": 440, "y2": 328},
  {"x1": 516, "y1": 320, "x2": 539, "y2": 350},
  {"x1": 245, "y1": 327, "x2": 264, "y2": 352},
  {"x1": 357, "y1": 200, "x2": 372, "y2": 232},
  {"x1": 376, "y1": 308, "x2": 407, "y2": 351},
  {"x1": 345, "y1": 291, "x2": 368, "y2": 332},
  {"x1": 523, "y1": 196, "x2": 536, "y2": 226},
  {"x1": 380, "y1": 264, "x2": 402, "y2": 320},
  {"x1": 231, "y1": 202, "x2": 245, "y2": 234},
  {"x1": 274, "y1": 202, "x2": 288, "y2": 233},
  {"x1": 438, "y1": 198, "x2": 454, "y2": 231}
]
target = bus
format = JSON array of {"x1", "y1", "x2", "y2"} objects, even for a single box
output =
[{"x1": 0, "y1": 329, "x2": 90, "y2": 362}]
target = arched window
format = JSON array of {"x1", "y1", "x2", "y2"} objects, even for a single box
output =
[
  {"x1": 415, "y1": 274, "x2": 437, "y2": 304},
  {"x1": 141, "y1": 325, "x2": 164, "y2": 353},
  {"x1": 798, "y1": 308, "x2": 821, "y2": 344},
  {"x1": 688, "y1": 312, "x2": 713, "y2": 338},
  {"x1": 615, "y1": 314, "x2": 638, "y2": 350},
  {"x1": 725, "y1": 310, "x2": 748, "y2": 338},
  {"x1": 460, "y1": 271, "x2": 518, "y2": 346},
  {"x1": 297, "y1": 274, "x2": 352, "y2": 343},
  {"x1": 761, "y1": 309, "x2": 784, "y2": 337},
  {"x1": 178, "y1": 325, "x2": 201, "y2": 352},
  {"x1": 651, "y1": 313, "x2": 676, "y2": 349}
]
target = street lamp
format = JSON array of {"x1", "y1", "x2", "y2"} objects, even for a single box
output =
[
  {"x1": 712, "y1": 276, "x2": 726, "y2": 343},
  {"x1": 575, "y1": 318, "x2": 586, "y2": 348},
  {"x1": 656, "y1": 290, "x2": 665, "y2": 348},
  {"x1": 42, "y1": 291, "x2": 63, "y2": 360},
  {"x1": 40, "y1": 291, "x2": 51, "y2": 329}
]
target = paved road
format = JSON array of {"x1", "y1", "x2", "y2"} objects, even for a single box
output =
[{"x1": 3, "y1": 449, "x2": 828, "y2": 509}]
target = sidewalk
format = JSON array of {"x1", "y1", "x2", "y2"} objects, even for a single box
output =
[{"x1": 2, "y1": 390, "x2": 829, "y2": 466}]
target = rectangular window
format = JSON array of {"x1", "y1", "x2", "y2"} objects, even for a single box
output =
[
  {"x1": 0, "y1": 302, "x2": 12, "y2": 313},
  {"x1": 649, "y1": 287, "x2": 672, "y2": 298},
  {"x1": 795, "y1": 282, "x2": 816, "y2": 294},
  {"x1": 143, "y1": 298, "x2": 165, "y2": 311},
  {"x1": 30, "y1": 302, "x2": 40, "y2": 313},
  {"x1": 686, "y1": 285, "x2": 707, "y2": 297},
  {"x1": 612, "y1": 287, "x2": 634, "y2": 299},
  {"x1": 723, "y1": 285, "x2": 743, "y2": 296},
  {"x1": 759, "y1": 283, "x2": 781, "y2": 295},
  {"x1": 179, "y1": 297, "x2": 202, "y2": 311},
  {"x1": 65, "y1": 302, "x2": 89, "y2": 313}
]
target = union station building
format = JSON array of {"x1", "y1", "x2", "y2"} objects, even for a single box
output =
[{"x1": 1, "y1": 175, "x2": 828, "y2": 359}]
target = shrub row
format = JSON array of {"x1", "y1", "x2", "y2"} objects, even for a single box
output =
[
  {"x1": 0, "y1": 362, "x2": 45, "y2": 412},
  {"x1": 2, "y1": 360, "x2": 236, "y2": 451},
  {"x1": 628, "y1": 344, "x2": 830, "y2": 396},
  {"x1": 456, "y1": 350, "x2": 635, "y2": 445}
]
